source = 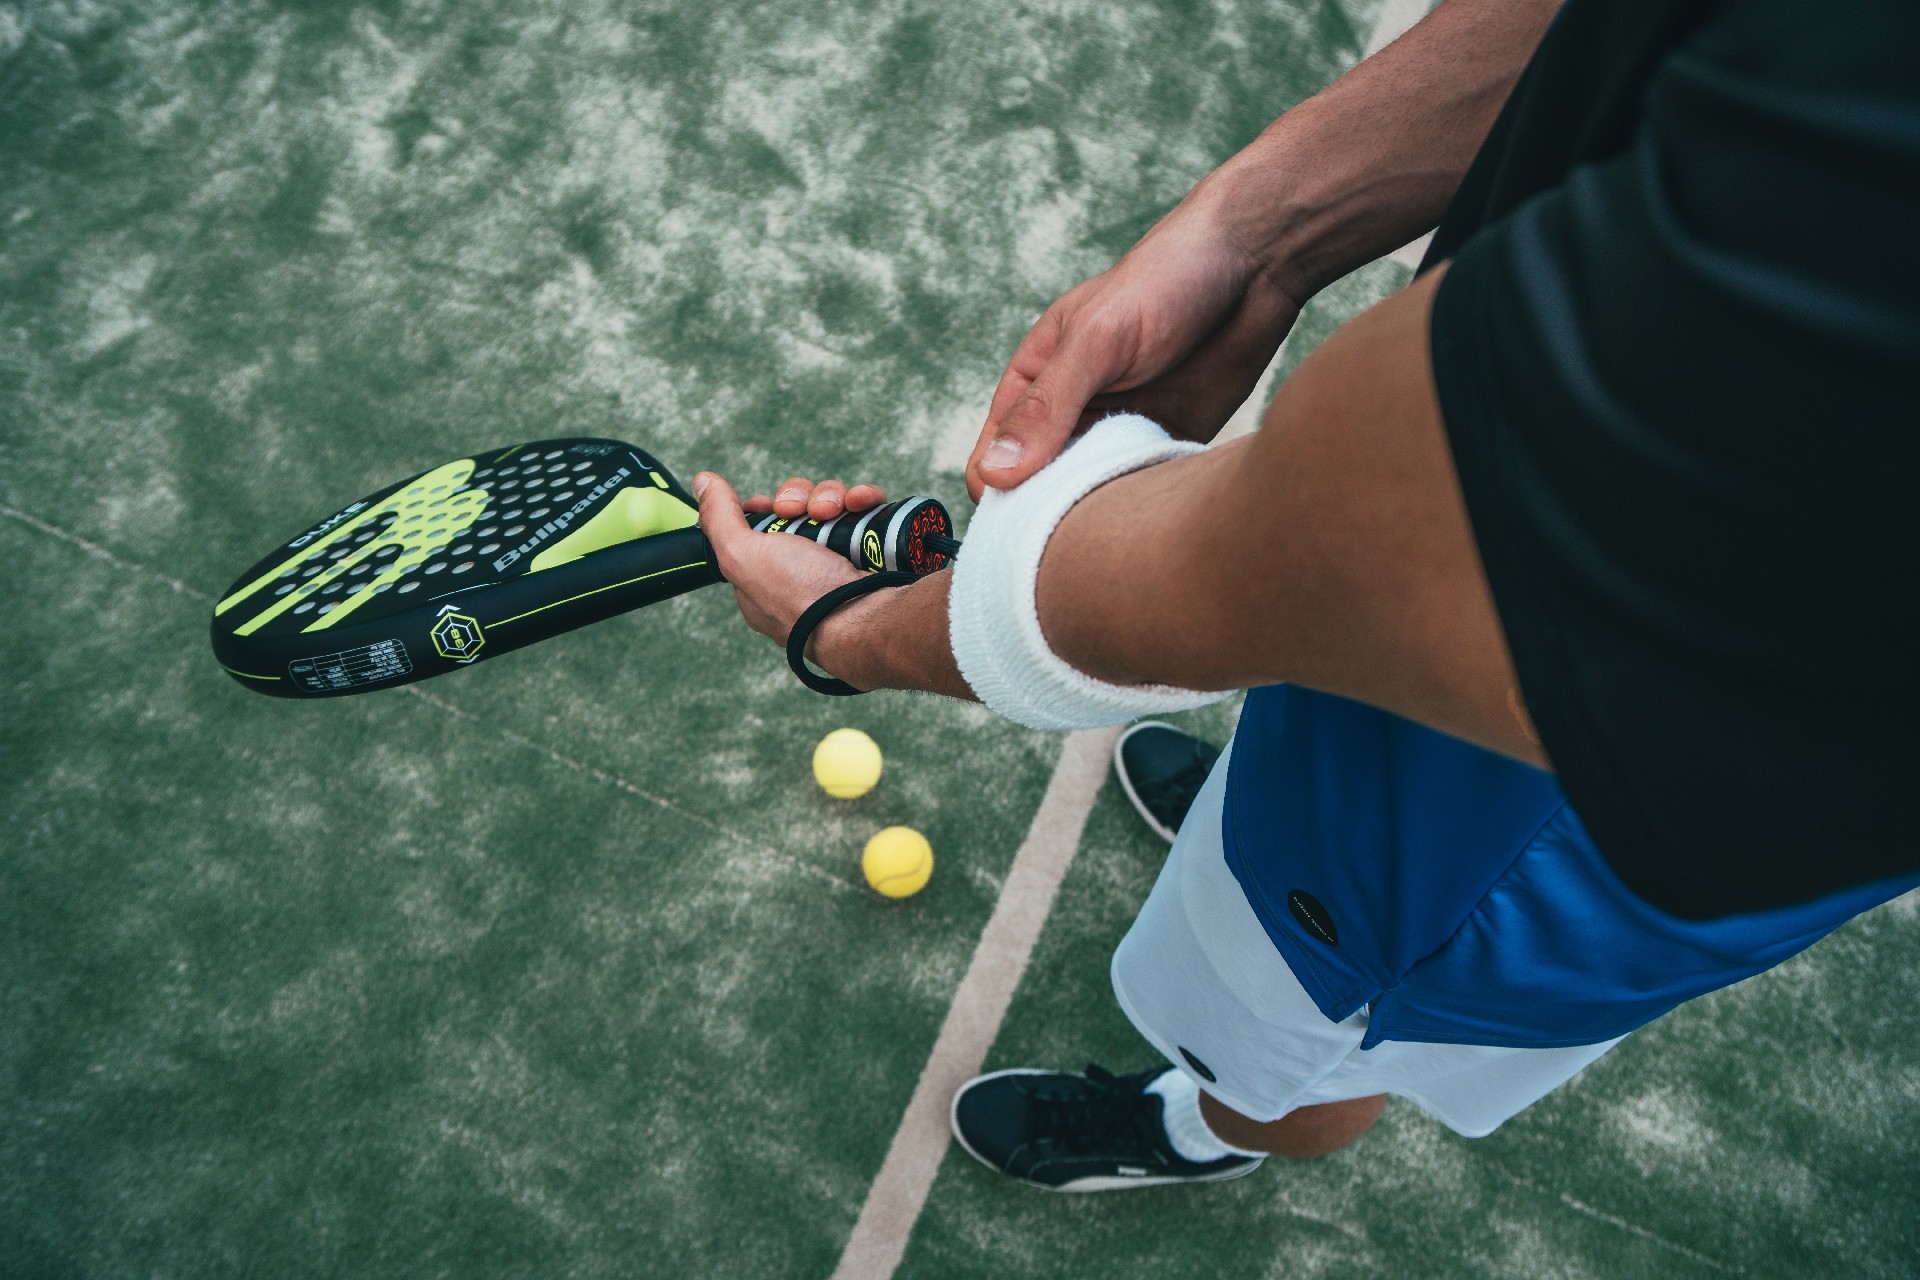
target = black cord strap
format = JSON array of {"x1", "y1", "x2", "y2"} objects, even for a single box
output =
[{"x1": 786, "y1": 571, "x2": 918, "y2": 696}]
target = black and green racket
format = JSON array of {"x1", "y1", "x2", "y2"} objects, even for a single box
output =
[{"x1": 210, "y1": 437, "x2": 957, "y2": 699}]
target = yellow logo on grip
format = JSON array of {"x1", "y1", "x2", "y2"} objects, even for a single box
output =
[{"x1": 862, "y1": 528, "x2": 884, "y2": 571}]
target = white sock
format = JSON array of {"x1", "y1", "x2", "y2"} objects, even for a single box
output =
[{"x1": 1148, "y1": 1068, "x2": 1267, "y2": 1162}]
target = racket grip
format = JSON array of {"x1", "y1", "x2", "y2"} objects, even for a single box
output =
[{"x1": 749, "y1": 497, "x2": 956, "y2": 576}]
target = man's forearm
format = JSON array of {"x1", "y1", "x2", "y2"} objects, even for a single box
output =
[
  {"x1": 1201, "y1": 0, "x2": 1559, "y2": 301},
  {"x1": 813, "y1": 269, "x2": 1548, "y2": 767}
]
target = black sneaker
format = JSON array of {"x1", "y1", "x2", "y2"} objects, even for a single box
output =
[
  {"x1": 1114, "y1": 722, "x2": 1221, "y2": 842},
  {"x1": 949, "y1": 1064, "x2": 1263, "y2": 1192}
]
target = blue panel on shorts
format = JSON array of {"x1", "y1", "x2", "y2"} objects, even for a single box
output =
[
  {"x1": 1222, "y1": 685, "x2": 1564, "y2": 1024},
  {"x1": 1221, "y1": 684, "x2": 1920, "y2": 1048},
  {"x1": 1375, "y1": 801, "x2": 1918, "y2": 1047}
]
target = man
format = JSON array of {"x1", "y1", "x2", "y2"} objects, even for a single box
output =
[{"x1": 694, "y1": 0, "x2": 1919, "y2": 1189}]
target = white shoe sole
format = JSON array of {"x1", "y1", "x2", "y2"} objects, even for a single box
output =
[
  {"x1": 1112, "y1": 721, "x2": 1184, "y2": 844},
  {"x1": 949, "y1": 1068, "x2": 1264, "y2": 1192}
]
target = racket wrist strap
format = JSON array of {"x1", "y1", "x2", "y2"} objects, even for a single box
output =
[{"x1": 787, "y1": 571, "x2": 918, "y2": 696}]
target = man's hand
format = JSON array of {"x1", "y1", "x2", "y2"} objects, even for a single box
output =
[
  {"x1": 963, "y1": 0, "x2": 1561, "y2": 502},
  {"x1": 742, "y1": 474, "x2": 889, "y2": 523},
  {"x1": 693, "y1": 472, "x2": 877, "y2": 648},
  {"x1": 693, "y1": 469, "x2": 974, "y2": 699},
  {"x1": 965, "y1": 194, "x2": 1302, "y2": 500}
]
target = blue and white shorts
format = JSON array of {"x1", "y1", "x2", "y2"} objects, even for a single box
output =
[{"x1": 1110, "y1": 741, "x2": 1625, "y2": 1137}]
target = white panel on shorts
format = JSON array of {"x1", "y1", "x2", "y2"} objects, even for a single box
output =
[{"x1": 1110, "y1": 740, "x2": 1625, "y2": 1137}]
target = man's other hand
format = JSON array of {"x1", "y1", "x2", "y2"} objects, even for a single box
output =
[{"x1": 965, "y1": 190, "x2": 1303, "y2": 500}]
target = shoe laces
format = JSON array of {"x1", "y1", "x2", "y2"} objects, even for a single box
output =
[{"x1": 1028, "y1": 1064, "x2": 1160, "y2": 1152}]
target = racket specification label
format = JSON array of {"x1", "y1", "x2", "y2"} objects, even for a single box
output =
[{"x1": 288, "y1": 639, "x2": 413, "y2": 692}]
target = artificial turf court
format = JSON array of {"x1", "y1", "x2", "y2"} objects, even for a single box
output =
[{"x1": 2, "y1": 1, "x2": 1916, "y2": 1276}]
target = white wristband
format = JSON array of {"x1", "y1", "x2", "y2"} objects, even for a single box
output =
[{"x1": 948, "y1": 414, "x2": 1235, "y2": 731}]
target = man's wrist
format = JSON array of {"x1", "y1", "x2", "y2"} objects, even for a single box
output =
[
  {"x1": 1199, "y1": 115, "x2": 1437, "y2": 302},
  {"x1": 806, "y1": 571, "x2": 974, "y2": 701},
  {"x1": 1190, "y1": 131, "x2": 1330, "y2": 302},
  {"x1": 804, "y1": 587, "x2": 895, "y2": 691},
  {"x1": 1191, "y1": 0, "x2": 1561, "y2": 298}
]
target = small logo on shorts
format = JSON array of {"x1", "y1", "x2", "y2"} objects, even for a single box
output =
[
  {"x1": 1287, "y1": 890, "x2": 1339, "y2": 946},
  {"x1": 1178, "y1": 1047, "x2": 1218, "y2": 1083}
]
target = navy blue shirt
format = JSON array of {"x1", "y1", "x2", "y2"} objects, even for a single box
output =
[{"x1": 1427, "y1": 0, "x2": 1920, "y2": 917}]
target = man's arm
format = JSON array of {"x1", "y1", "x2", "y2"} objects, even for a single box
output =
[
  {"x1": 964, "y1": 0, "x2": 1561, "y2": 498},
  {"x1": 1211, "y1": 0, "x2": 1560, "y2": 302},
  {"x1": 714, "y1": 267, "x2": 1545, "y2": 767}
]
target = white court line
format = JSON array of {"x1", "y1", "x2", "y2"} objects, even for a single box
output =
[
  {"x1": 844, "y1": 2, "x2": 1441, "y2": 1274},
  {"x1": 0, "y1": 503, "x2": 212, "y2": 601},
  {"x1": 830, "y1": 726, "x2": 1120, "y2": 1280},
  {"x1": 1489, "y1": 1169, "x2": 1742, "y2": 1273}
]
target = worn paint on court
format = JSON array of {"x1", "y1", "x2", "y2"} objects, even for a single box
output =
[{"x1": 3, "y1": 1, "x2": 1916, "y2": 1277}]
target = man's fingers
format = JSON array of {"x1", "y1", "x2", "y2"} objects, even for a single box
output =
[
  {"x1": 772, "y1": 476, "x2": 813, "y2": 517},
  {"x1": 806, "y1": 480, "x2": 848, "y2": 520},
  {"x1": 967, "y1": 312, "x2": 1067, "y2": 501},
  {"x1": 1096, "y1": 291, "x2": 1297, "y2": 441},
  {"x1": 967, "y1": 369, "x2": 1035, "y2": 502},
  {"x1": 745, "y1": 481, "x2": 884, "y2": 517},
  {"x1": 812, "y1": 481, "x2": 887, "y2": 517},
  {"x1": 968, "y1": 299, "x2": 1136, "y2": 495}
]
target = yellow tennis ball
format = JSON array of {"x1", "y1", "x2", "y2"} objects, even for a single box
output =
[
  {"x1": 862, "y1": 826, "x2": 933, "y2": 899},
  {"x1": 813, "y1": 728, "x2": 883, "y2": 799}
]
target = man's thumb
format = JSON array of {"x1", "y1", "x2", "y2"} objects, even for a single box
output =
[
  {"x1": 973, "y1": 344, "x2": 1116, "y2": 493},
  {"x1": 693, "y1": 472, "x2": 752, "y2": 560}
]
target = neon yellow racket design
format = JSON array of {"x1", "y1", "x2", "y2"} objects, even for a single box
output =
[{"x1": 211, "y1": 437, "x2": 955, "y2": 699}]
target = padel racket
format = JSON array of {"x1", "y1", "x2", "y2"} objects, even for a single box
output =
[{"x1": 210, "y1": 437, "x2": 957, "y2": 699}]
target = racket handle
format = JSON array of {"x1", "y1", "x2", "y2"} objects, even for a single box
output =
[{"x1": 749, "y1": 496, "x2": 957, "y2": 576}]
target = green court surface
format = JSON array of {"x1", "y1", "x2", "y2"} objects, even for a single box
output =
[{"x1": 3, "y1": 3, "x2": 1915, "y2": 1277}]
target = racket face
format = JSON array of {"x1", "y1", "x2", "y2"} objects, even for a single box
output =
[{"x1": 211, "y1": 438, "x2": 720, "y2": 698}]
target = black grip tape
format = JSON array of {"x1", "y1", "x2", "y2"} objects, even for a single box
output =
[{"x1": 754, "y1": 498, "x2": 954, "y2": 576}]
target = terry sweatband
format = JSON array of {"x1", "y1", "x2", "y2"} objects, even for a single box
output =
[{"x1": 948, "y1": 413, "x2": 1235, "y2": 730}]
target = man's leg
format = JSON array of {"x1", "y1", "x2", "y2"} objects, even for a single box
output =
[
  {"x1": 1199, "y1": 1091, "x2": 1384, "y2": 1159},
  {"x1": 951, "y1": 733, "x2": 1394, "y2": 1191},
  {"x1": 1108, "y1": 730, "x2": 1383, "y2": 1161}
]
